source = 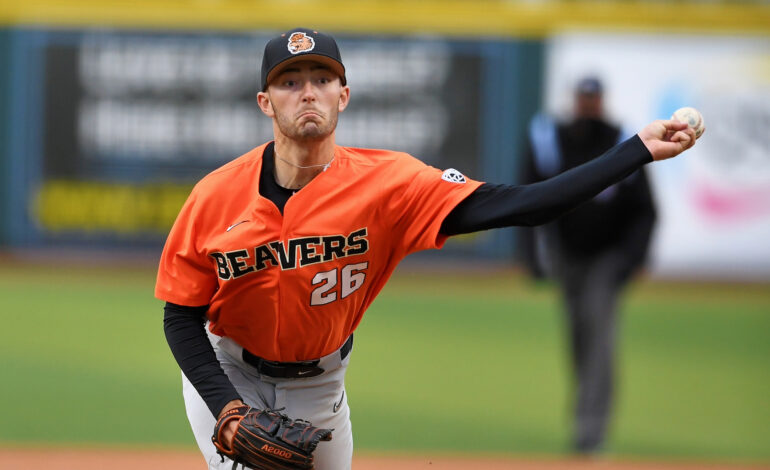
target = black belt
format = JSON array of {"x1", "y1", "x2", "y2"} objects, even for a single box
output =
[{"x1": 242, "y1": 334, "x2": 353, "y2": 379}]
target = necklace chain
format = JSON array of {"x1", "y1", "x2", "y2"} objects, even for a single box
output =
[{"x1": 275, "y1": 154, "x2": 335, "y2": 170}]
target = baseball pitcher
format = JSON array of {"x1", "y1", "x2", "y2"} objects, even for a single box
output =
[{"x1": 155, "y1": 27, "x2": 699, "y2": 470}]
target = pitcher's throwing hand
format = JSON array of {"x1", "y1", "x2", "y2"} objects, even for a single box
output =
[{"x1": 639, "y1": 119, "x2": 698, "y2": 161}]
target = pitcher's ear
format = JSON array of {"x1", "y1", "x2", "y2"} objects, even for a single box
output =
[
  {"x1": 257, "y1": 92, "x2": 274, "y2": 117},
  {"x1": 338, "y1": 85, "x2": 350, "y2": 112}
]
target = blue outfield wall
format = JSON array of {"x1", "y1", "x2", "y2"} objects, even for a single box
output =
[
  {"x1": 0, "y1": 29, "x2": 7, "y2": 246},
  {"x1": 0, "y1": 27, "x2": 544, "y2": 260},
  {"x1": 477, "y1": 40, "x2": 543, "y2": 260}
]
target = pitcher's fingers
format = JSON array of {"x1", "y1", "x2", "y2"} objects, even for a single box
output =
[
  {"x1": 670, "y1": 129, "x2": 694, "y2": 149},
  {"x1": 663, "y1": 119, "x2": 689, "y2": 131}
]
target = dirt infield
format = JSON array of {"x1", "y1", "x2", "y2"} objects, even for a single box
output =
[{"x1": 1, "y1": 448, "x2": 768, "y2": 470}]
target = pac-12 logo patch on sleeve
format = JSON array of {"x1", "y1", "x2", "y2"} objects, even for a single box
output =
[{"x1": 441, "y1": 168, "x2": 466, "y2": 184}]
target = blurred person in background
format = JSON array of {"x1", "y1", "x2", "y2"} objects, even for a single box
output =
[{"x1": 518, "y1": 76, "x2": 657, "y2": 454}]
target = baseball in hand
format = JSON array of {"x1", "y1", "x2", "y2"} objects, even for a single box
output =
[{"x1": 671, "y1": 107, "x2": 705, "y2": 138}]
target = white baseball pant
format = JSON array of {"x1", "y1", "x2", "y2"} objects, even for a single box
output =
[{"x1": 181, "y1": 330, "x2": 353, "y2": 470}]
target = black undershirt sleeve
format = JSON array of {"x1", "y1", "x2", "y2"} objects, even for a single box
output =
[
  {"x1": 441, "y1": 135, "x2": 653, "y2": 236},
  {"x1": 163, "y1": 302, "x2": 242, "y2": 417}
]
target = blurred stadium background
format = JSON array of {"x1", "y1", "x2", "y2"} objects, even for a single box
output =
[{"x1": 0, "y1": 0, "x2": 768, "y2": 468}]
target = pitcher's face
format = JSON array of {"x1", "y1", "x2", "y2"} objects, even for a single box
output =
[{"x1": 258, "y1": 60, "x2": 350, "y2": 141}]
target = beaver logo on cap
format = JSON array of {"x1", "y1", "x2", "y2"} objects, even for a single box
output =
[{"x1": 287, "y1": 32, "x2": 315, "y2": 54}]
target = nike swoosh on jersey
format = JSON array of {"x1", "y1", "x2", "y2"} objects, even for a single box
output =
[
  {"x1": 333, "y1": 390, "x2": 345, "y2": 413},
  {"x1": 226, "y1": 220, "x2": 250, "y2": 232}
]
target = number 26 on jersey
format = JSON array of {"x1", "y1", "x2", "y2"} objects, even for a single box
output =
[{"x1": 310, "y1": 262, "x2": 368, "y2": 306}]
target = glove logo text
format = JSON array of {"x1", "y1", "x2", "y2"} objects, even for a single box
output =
[{"x1": 260, "y1": 444, "x2": 293, "y2": 459}]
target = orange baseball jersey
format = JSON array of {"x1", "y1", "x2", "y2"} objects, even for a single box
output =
[{"x1": 155, "y1": 142, "x2": 482, "y2": 362}]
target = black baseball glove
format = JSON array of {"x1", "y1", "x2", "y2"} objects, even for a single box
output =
[{"x1": 212, "y1": 405, "x2": 333, "y2": 470}]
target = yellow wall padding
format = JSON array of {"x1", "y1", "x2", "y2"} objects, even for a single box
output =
[{"x1": 0, "y1": 0, "x2": 767, "y2": 37}]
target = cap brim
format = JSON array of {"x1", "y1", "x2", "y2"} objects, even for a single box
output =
[{"x1": 264, "y1": 54, "x2": 346, "y2": 90}]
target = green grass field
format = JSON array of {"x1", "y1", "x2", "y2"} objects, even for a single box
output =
[{"x1": 0, "y1": 260, "x2": 768, "y2": 463}]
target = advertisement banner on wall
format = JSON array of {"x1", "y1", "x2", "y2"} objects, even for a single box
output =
[
  {"x1": 7, "y1": 29, "x2": 485, "y2": 250},
  {"x1": 544, "y1": 32, "x2": 770, "y2": 280}
]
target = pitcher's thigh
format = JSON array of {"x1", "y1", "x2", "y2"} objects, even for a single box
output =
[{"x1": 181, "y1": 373, "x2": 234, "y2": 470}]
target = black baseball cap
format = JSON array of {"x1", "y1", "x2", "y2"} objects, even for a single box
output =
[
  {"x1": 260, "y1": 27, "x2": 347, "y2": 91},
  {"x1": 576, "y1": 76, "x2": 603, "y2": 96}
]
